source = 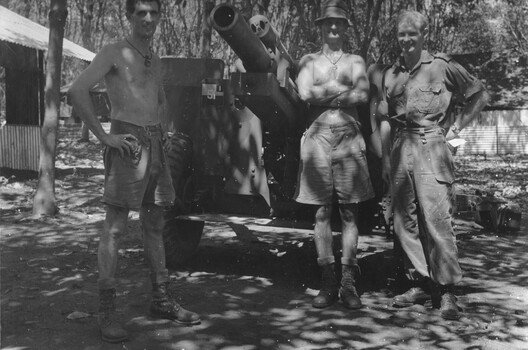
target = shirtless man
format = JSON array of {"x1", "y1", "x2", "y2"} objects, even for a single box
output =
[
  {"x1": 68, "y1": 0, "x2": 200, "y2": 343},
  {"x1": 294, "y1": 0, "x2": 373, "y2": 310}
]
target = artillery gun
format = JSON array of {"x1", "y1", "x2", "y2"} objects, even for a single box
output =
[{"x1": 161, "y1": 3, "x2": 310, "y2": 266}]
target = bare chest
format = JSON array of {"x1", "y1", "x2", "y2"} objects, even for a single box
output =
[{"x1": 312, "y1": 55, "x2": 353, "y2": 85}]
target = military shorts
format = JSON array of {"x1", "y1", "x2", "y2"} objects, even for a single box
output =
[
  {"x1": 294, "y1": 120, "x2": 374, "y2": 205},
  {"x1": 102, "y1": 120, "x2": 175, "y2": 210}
]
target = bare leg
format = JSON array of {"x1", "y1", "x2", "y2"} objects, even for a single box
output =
[
  {"x1": 141, "y1": 204, "x2": 201, "y2": 325},
  {"x1": 98, "y1": 205, "x2": 129, "y2": 289},
  {"x1": 312, "y1": 205, "x2": 338, "y2": 308},
  {"x1": 314, "y1": 205, "x2": 334, "y2": 263},
  {"x1": 97, "y1": 204, "x2": 129, "y2": 343},
  {"x1": 140, "y1": 204, "x2": 168, "y2": 284},
  {"x1": 339, "y1": 203, "x2": 359, "y2": 261}
]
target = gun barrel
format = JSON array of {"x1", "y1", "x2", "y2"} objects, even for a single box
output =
[
  {"x1": 248, "y1": 15, "x2": 297, "y2": 80},
  {"x1": 210, "y1": 3, "x2": 272, "y2": 73}
]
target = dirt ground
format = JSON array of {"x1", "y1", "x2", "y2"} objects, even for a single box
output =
[{"x1": 1, "y1": 124, "x2": 527, "y2": 350}]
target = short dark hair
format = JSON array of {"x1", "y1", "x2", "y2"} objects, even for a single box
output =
[{"x1": 126, "y1": 0, "x2": 162, "y2": 15}]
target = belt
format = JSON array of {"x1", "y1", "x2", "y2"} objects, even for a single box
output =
[
  {"x1": 142, "y1": 124, "x2": 162, "y2": 132},
  {"x1": 399, "y1": 124, "x2": 439, "y2": 131},
  {"x1": 110, "y1": 120, "x2": 164, "y2": 147}
]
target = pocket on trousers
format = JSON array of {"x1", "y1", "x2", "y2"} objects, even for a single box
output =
[
  {"x1": 108, "y1": 141, "x2": 142, "y2": 168},
  {"x1": 428, "y1": 139, "x2": 455, "y2": 184},
  {"x1": 127, "y1": 140, "x2": 143, "y2": 167}
]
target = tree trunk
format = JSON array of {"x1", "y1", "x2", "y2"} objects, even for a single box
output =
[
  {"x1": 360, "y1": 0, "x2": 384, "y2": 60},
  {"x1": 199, "y1": 0, "x2": 215, "y2": 58},
  {"x1": 32, "y1": 0, "x2": 68, "y2": 217}
]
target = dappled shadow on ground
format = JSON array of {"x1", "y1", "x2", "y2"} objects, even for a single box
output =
[
  {"x1": 1, "y1": 215, "x2": 527, "y2": 349},
  {"x1": 455, "y1": 155, "x2": 528, "y2": 211},
  {"x1": 1, "y1": 127, "x2": 527, "y2": 349}
]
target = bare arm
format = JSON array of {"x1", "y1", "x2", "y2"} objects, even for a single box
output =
[
  {"x1": 376, "y1": 100, "x2": 392, "y2": 186},
  {"x1": 68, "y1": 44, "x2": 135, "y2": 156},
  {"x1": 445, "y1": 89, "x2": 490, "y2": 140},
  {"x1": 158, "y1": 82, "x2": 172, "y2": 150},
  {"x1": 328, "y1": 55, "x2": 369, "y2": 108},
  {"x1": 296, "y1": 54, "x2": 368, "y2": 106},
  {"x1": 68, "y1": 45, "x2": 114, "y2": 142},
  {"x1": 158, "y1": 82, "x2": 168, "y2": 132},
  {"x1": 296, "y1": 55, "x2": 324, "y2": 103},
  {"x1": 367, "y1": 83, "x2": 382, "y2": 158}
]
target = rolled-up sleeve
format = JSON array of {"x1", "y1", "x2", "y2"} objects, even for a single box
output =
[{"x1": 444, "y1": 60, "x2": 486, "y2": 101}]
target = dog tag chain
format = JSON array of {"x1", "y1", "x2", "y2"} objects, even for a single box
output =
[{"x1": 126, "y1": 38, "x2": 153, "y2": 67}]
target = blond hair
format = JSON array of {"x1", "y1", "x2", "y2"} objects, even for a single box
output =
[{"x1": 397, "y1": 10, "x2": 428, "y2": 32}]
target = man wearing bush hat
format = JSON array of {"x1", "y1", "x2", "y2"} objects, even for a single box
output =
[
  {"x1": 315, "y1": 0, "x2": 353, "y2": 27},
  {"x1": 294, "y1": 0, "x2": 374, "y2": 310}
]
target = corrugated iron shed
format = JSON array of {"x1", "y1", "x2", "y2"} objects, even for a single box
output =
[{"x1": 0, "y1": 5, "x2": 95, "y2": 61}]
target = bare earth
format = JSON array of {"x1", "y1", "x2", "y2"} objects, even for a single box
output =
[{"x1": 1, "y1": 124, "x2": 527, "y2": 350}]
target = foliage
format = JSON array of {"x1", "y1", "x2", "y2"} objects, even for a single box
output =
[{"x1": 3, "y1": 0, "x2": 526, "y2": 91}]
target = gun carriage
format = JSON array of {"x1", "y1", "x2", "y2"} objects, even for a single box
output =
[{"x1": 161, "y1": 3, "x2": 383, "y2": 266}]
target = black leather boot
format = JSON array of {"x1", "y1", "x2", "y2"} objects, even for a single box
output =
[
  {"x1": 98, "y1": 289, "x2": 129, "y2": 343},
  {"x1": 339, "y1": 264, "x2": 362, "y2": 309},
  {"x1": 150, "y1": 282, "x2": 201, "y2": 325},
  {"x1": 312, "y1": 264, "x2": 338, "y2": 308}
]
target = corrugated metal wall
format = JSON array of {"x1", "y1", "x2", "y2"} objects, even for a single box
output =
[
  {"x1": 457, "y1": 109, "x2": 528, "y2": 155},
  {"x1": 0, "y1": 124, "x2": 40, "y2": 171}
]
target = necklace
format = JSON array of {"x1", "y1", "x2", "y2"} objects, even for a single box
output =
[
  {"x1": 125, "y1": 38, "x2": 153, "y2": 67},
  {"x1": 322, "y1": 50, "x2": 344, "y2": 79}
]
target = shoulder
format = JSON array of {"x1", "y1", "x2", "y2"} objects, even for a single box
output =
[
  {"x1": 432, "y1": 52, "x2": 453, "y2": 63},
  {"x1": 94, "y1": 41, "x2": 124, "y2": 62},
  {"x1": 298, "y1": 52, "x2": 320, "y2": 67},
  {"x1": 344, "y1": 53, "x2": 366, "y2": 64}
]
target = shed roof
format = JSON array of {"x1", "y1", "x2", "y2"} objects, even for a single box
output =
[{"x1": 0, "y1": 5, "x2": 95, "y2": 62}]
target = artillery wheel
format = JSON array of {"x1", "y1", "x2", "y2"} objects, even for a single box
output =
[
  {"x1": 163, "y1": 217, "x2": 204, "y2": 268},
  {"x1": 163, "y1": 132, "x2": 203, "y2": 267}
]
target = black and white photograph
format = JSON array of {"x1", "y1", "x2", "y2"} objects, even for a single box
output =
[{"x1": 0, "y1": 0, "x2": 527, "y2": 349}]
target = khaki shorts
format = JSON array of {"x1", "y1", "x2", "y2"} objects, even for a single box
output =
[
  {"x1": 102, "y1": 120, "x2": 175, "y2": 210},
  {"x1": 294, "y1": 120, "x2": 374, "y2": 205}
]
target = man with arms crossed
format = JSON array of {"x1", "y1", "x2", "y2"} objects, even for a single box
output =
[
  {"x1": 294, "y1": 0, "x2": 374, "y2": 310},
  {"x1": 379, "y1": 11, "x2": 489, "y2": 320},
  {"x1": 69, "y1": 0, "x2": 200, "y2": 343}
]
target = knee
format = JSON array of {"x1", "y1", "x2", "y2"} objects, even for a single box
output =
[
  {"x1": 339, "y1": 204, "x2": 357, "y2": 223},
  {"x1": 103, "y1": 206, "x2": 129, "y2": 239},
  {"x1": 315, "y1": 206, "x2": 332, "y2": 223}
]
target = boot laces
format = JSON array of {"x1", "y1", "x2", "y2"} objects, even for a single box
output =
[
  {"x1": 152, "y1": 284, "x2": 182, "y2": 311},
  {"x1": 341, "y1": 265, "x2": 359, "y2": 295}
]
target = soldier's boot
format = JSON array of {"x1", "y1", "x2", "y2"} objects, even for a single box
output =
[
  {"x1": 439, "y1": 285, "x2": 461, "y2": 320},
  {"x1": 150, "y1": 282, "x2": 201, "y2": 325},
  {"x1": 312, "y1": 263, "x2": 338, "y2": 308},
  {"x1": 98, "y1": 289, "x2": 129, "y2": 343},
  {"x1": 339, "y1": 259, "x2": 362, "y2": 310}
]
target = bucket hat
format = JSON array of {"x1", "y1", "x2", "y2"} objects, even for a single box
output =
[{"x1": 315, "y1": 0, "x2": 353, "y2": 26}]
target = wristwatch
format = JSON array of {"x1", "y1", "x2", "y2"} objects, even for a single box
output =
[{"x1": 451, "y1": 122, "x2": 461, "y2": 135}]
